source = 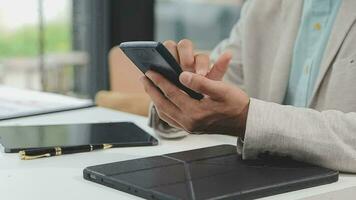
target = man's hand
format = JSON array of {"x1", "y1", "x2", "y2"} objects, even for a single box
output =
[
  {"x1": 140, "y1": 70, "x2": 250, "y2": 138},
  {"x1": 162, "y1": 39, "x2": 233, "y2": 80},
  {"x1": 140, "y1": 39, "x2": 250, "y2": 138}
]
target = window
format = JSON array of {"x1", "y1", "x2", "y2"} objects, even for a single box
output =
[
  {"x1": 0, "y1": 0, "x2": 242, "y2": 98},
  {"x1": 155, "y1": 0, "x2": 244, "y2": 51},
  {"x1": 0, "y1": 0, "x2": 156, "y2": 100},
  {"x1": 0, "y1": 0, "x2": 86, "y2": 95}
]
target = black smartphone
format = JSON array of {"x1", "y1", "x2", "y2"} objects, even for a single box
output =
[{"x1": 119, "y1": 41, "x2": 204, "y2": 100}]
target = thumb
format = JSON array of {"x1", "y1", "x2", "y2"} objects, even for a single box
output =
[
  {"x1": 180, "y1": 72, "x2": 227, "y2": 100},
  {"x1": 207, "y1": 51, "x2": 232, "y2": 81}
]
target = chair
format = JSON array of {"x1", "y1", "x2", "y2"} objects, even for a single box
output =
[{"x1": 95, "y1": 47, "x2": 151, "y2": 116}]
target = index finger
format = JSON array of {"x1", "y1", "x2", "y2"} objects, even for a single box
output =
[
  {"x1": 145, "y1": 70, "x2": 197, "y2": 109},
  {"x1": 207, "y1": 51, "x2": 232, "y2": 81},
  {"x1": 177, "y1": 39, "x2": 195, "y2": 72},
  {"x1": 163, "y1": 40, "x2": 180, "y2": 63}
]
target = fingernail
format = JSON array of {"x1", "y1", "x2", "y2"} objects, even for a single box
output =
[
  {"x1": 197, "y1": 69, "x2": 208, "y2": 76},
  {"x1": 180, "y1": 72, "x2": 192, "y2": 85},
  {"x1": 223, "y1": 51, "x2": 233, "y2": 60},
  {"x1": 225, "y1": 50, "x2": 233, "y2": 56},
  {"x1": 146, "y1": 70, "x2": 154, "y2": 77}
]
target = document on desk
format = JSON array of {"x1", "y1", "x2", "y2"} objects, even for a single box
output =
[{"x1": 0, "y1": 86, "x2": 94, "y2": 120}]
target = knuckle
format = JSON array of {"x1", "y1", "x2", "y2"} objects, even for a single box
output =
[
  {"x1": 182, "y1": 59, "x2": 194, "y2": 68},
  {"x1": 177, "y1": 39, "x2": 195, "y2": 67},
  {"x1": 143, "y1": 85, "x2": 149, "y2": 93},
  {"x1": 143, "y1": 83, "x2": 153, "y2": 94},
  {"x1": 154, "y1": 98, "x2": 165, "y2": 108},
  {"x1": 163, "y1": 40, "x2": 177, "y2": 49},
  {"x1": 178, "y1": 39, "x2": 193, "y2": 48},
  {"x1": 221, "y1": 85, "x2": 232, "y2": 100},
  {"x1": 195, "y1": 54, "x2": 210, "y2": 73},
  {"x1": 164, "y1": 88, "x2": 177, "y2": 99},
  {"x1": 190, "y1": 76, "x2": 203, "y2": 91},
  {"x1": 196, "y1": 53, "x2": 210, "y2": 61},
  {"x1": 152, "y1": 74, "x2": 163, "y2": 86}
]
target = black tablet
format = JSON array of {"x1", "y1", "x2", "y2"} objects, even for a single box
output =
[
  {"x1": 119, "y1": 41, "x2": 204, "y2": 100},
  {"x1": 0, "y1": 122, "x2": 158, "y2": 153},
  {"x1": 84, "y1": 145, "x2": 338, "y2": 200}
]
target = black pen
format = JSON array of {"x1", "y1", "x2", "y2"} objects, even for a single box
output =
[{"x1": 19, "y1": 144, "x2": 113, "y2": 160}]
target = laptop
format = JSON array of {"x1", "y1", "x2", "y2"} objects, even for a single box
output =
[{"x1": 83, "y1": 145, "x2": 338, "y2": 200}]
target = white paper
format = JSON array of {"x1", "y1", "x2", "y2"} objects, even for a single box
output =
[{"x1": 0, "y1": 85, "x2": 93, "y2": 119}]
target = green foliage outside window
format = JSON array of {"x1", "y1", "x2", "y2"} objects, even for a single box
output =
[{"x1": 0, "y1": 21, "x2": 71, "y2": 58}]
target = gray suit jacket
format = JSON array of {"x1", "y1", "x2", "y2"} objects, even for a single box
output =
[{"x1": 149, "y1": 0, "x2": 356, "y2": 173}]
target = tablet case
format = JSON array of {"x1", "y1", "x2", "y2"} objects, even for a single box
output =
[{"x1": 83, "y1": 145, "x2": 338, "y2": 200}]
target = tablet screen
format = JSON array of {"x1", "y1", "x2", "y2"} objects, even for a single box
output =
[{"x1": 0, "y1": 122, "x2": 158, "y2": 153}]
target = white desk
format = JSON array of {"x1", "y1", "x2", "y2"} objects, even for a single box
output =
[{"x1": 0, "y1": 107, "x2": 355, "y2": 200}]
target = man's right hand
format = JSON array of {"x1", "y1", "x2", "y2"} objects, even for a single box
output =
[
  {"x1": 145, "y1": 39, "x2": 234, "y2": 129},
  {"x1": 140, "y1": 39, "x2": 249, "y2": 137},
  {"x1": 162, "y1": 39, "x2": 232, "y2": 81}
]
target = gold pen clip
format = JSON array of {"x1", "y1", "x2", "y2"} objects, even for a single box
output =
[
  {"x1": 103, "y1": 144, "x2": 113, "y2": 149},
  {"x1": 54, "y1": 147, "x2": 62, "y2": 156},
  {"x1": 19, "y1": 151, "x2": 51, "y2": 160}
]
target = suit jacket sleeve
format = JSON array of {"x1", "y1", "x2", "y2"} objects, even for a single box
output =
[{"x1": 244, "y1": 98, "x2": 356, "y2": 173}]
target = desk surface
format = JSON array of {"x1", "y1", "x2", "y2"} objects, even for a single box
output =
[{"x1": 0, "y1": 107, "x2": 355, "y2": 200}]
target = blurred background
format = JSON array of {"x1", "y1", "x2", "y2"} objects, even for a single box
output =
[{"x1": 0, "y1": 0, "x2": 243, "y2": 115}]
